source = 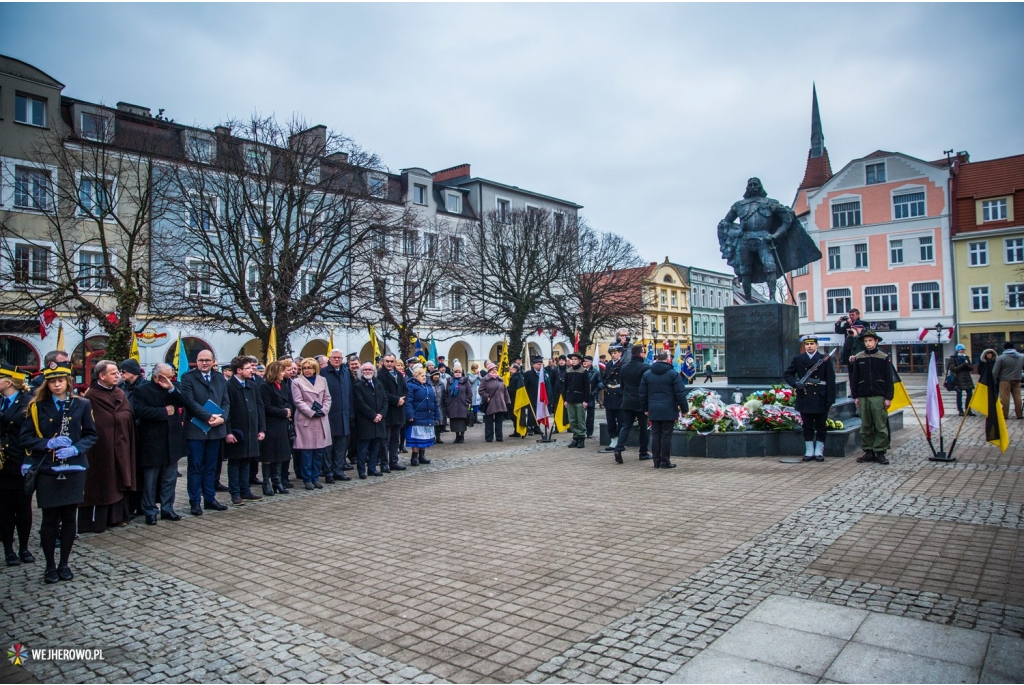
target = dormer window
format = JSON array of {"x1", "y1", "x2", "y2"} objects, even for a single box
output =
[
  {"x1": 186, "y1": 133, "x2": 216, "y2": 163},
  {"x1": 368, "y1": 174, "x2": 387, "y2": 198},
  {"x1": 15, "y1": 94, "x2": 46, "y2": 127},
  {"x1": 413, "y1": 184, "x2": 427, "y2": 205},
  {"x1": 866, "y1": 162, "x2": 886, "y2": 184},
  {"x1": 245, "y1": 145, "x2": 269, "y2": 173},
  {"x1": 81, "y1": 113, "x2": 109, "y2": 142},
  {"x1": 446, "y1": 193, "x2": 462, "y2": 213}
]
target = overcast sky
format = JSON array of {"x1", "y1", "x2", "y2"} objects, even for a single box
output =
[{"x1": 4, "y1": 3, "x2": 1023, "y2": 272}]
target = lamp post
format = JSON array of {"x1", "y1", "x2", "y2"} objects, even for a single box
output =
[{"x1": 74, "y1": 304, "x2": 90, "y2": 385}]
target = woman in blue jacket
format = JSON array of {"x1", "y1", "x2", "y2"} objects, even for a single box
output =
[{"x1": 404, "y1": 366, "x2": 441, "y2": 466}]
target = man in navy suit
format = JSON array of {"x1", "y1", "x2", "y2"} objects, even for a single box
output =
[
  {"x1": 321, "y1": 349, "x2": 353, "y2": 483},
  {"x1": 179, "y1": 349, "x2": 230, "y2": 515}
]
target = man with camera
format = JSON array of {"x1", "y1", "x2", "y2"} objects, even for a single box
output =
[{"x1": 835, "y1": 308, "x2": 870, "y2": 367}]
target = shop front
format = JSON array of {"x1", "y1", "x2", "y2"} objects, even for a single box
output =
[
  {"x1": 694, "y1": 342, "x2": 725, "y2": 372},
  {"x1": 962, "y1": 328, "x2": 1024, "y2": 366}
]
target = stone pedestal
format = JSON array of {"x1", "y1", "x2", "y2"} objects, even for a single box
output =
[{"x1": 725, "y1": 303, "x2": 800, "y2": 385}]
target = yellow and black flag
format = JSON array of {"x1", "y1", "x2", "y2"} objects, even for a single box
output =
[
  {"x1": 888, "y1": 363, "x2": 913, "y2": 414},
  {"x1": 969, "y1": 361, "x2": 1009, "y2": 453}
]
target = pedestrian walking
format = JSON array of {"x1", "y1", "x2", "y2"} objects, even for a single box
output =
[
  {"x1": 702, "y1": 362, "x2": 714, "y2": 383},
  {"x1": 291, "y1": 358, "x2": 332, "y2": 490},
  {"x1": 851, "y1": 330, "x2": 894, "y2": 465},
  {"x1": 20, "y1": 365, "x2": 98, "y2": 584},
  {"x1": 639, "y1": 350, "x2": 688, "y2": 469}
]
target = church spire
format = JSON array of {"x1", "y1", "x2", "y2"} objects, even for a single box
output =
[
  {"x1": 798, "y1": 83, "x2": 833, "y2": 191},
  {"x1": 810, "y1": 83, "x2": 824, "y2": 158}
]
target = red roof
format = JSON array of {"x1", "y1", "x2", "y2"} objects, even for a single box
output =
[
  {"x1": 797, "y1": 147, "x2": 833, "y2": 191},
  {"x1": 956, "y1": 153, "x2": 1024, "y2": 199}
]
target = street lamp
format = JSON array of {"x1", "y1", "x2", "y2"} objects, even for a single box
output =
[
  {"x1": 933, "y1": 322, "x2": 945, "y2": 345},
  {"x1": 650, "y1": 322, "x2": 658, "y2": 342},
  {"x1": 74, "y1": 304, "x2": 90, "y2": 384}
]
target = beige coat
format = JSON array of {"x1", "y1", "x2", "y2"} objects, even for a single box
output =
[{"x1": 291, "y1": 374, "x2": 333, "y2": 450}]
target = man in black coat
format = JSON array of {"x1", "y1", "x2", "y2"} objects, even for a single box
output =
[
  {"x1": 639, "y1": 351, "x2": 688, "y2": 469},
  {"x1": 600, "y1": 344, "x2": 625, "y2": 453},
  {"x1": 834, "y1": 307, "x2": 870, "y2": 369},
  {"x1": 613, "y1": 344, "x2": 652, "y2": 464},
  {"x1": 352, "y1": 362, "x2": 388, "y2": 479},
  {"x1": 130, "y1": 363, "x2": 187, "y2": 524},
  {"x1": 583, "y1": 355, "x2": 602, "y2": 439},
  {"x1": 378, "y1": 354, "x2": 408, "y2": 472},
  {"x1": 321, "y1": 349, "x2": 354, "y2": 482},
  {"x1": 784, "y1": 335, "x2": 837, "y2": 462},
  {"x1": 223, "y1": 356, "x2": 266, "y2": 505},
  {"x1": 562, "y1": 352, "x2": 591, "y2": 448},
  {"x1": 523, "y1": 356, "x2": 555, "y2": 436},
  {"x1": 179, "y1": 349, "x2": 230, "y2": 515}
]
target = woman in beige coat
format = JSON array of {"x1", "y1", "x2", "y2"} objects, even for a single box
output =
[{"x1": 291, "y1": 358, "x2": 332, "y2": 489}]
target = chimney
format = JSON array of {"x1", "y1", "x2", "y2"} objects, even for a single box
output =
[
  {"x1": 650, "y1": 262, "x2": 657, "y2": 266},
  {"x1": 326, "y1": 151, "x2": 349, "y2": 164},
  {"x1": 214, "y1": 126, "x2": 232, "y2": 138},
  {"x1": 289, "y1": 125, "x2": 327, "y2": 152},
  {"x1": 116, "y1": 101, "x2": 150, "y2": 117},
  {"x1": 433, "y1": 164, "x2": 471, "y2": 183}
]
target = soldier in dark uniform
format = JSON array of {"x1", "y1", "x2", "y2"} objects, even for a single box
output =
[
  {"x1": 600, "y1": 344, "x2": 625, "y2": 453},
  {"x1": 784, "y1": 335, "x2": 836, "y2": 462}
]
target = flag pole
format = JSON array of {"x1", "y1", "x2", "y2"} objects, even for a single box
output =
[{"x1": 943, "y1": 410, "x2": 971, "y2": 461}]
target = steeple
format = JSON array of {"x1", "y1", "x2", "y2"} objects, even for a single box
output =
[
  {"x1": 798, "y1": 83, "x2": 833, "y2": 191},
  {"x1": 810, "y1": 83, "x2": 824, "y2": 158}
]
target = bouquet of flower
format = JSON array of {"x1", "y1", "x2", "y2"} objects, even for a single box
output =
[
  {"x1": 745, "y1": 385, "x2": 797, "y2": 408},
  {"x1": 677, "y1": 393, "x2": 740, "y2": 433},
  {"x1": 724, "y1": 403, "x2": 750, "y2": 428},
  {"x1": 686, "y1": 388, "x2": 721, "y2": 409},
  {"x1": 749, "y1": 404, "x2": 803, "y2": 431}
]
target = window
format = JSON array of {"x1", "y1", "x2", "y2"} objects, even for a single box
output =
[
  {"x1": 865, "y1": 162, "x2": 886, "y2": 184},
  {"x1": 680, "y1": 321, "x2": 686, "y2": 335},
  {"x1": 798, "y1": 292, "x2": 808, "y2": 318},
  {"x1": 1005, "y1": 238, "x2": 1024, "y2": 264},
  {"x1": 983, "y1": 199, "x2": 1008, "y2": 222},
  {"x1": 1007, "y1": 284, "x2": 1024, "y2": 310},
  {"x1": 865, "y1": 285, "x2": 898, "y2": 313},
  {"x1": 969, "y1": 241, "x2": 988, "y2": 266},
  {"x1": 911, "y1": 282, "x2": 941, "y2": 311},
  {"x1": 828, "y1": 245, "x2": 841, "y2": 270},
  {"x1": 792, "y1": 265, "x2": 809, "y2": 277},
  {"x1": 15, "y1": 94, "x2": 46, "y2": 127},
  {"x1": 403, "y1": 281, "x2": 418, "y2": 302},
  {"x1": 297, "y1": 271, "x2": 314, "y2": 298},
  {"x1": 187, "y1": 260, "x2": 213, "y2": 296},
  {"x1": 446, "y1": 193, "x2": 461, "y2": 213},
  {"x1": 554, "y1": 211, "x2": 565, "y2": 230},
  {"x1": 402, "y1": 230, "x2": 418, "y2": 255},
  {"x1": 245, "y1": 146, "x2": 268, "y2": 172},
  {"x1": 81, "y1": 113, "x2": 108, "y2": 142},
  {"x1": 671, "y1": 318, "x2": 678, "y2": 333},
  {"x1": 413, "y1": 184, "x2": 427, "y2": 205},
  {"x1": 187, "y1": 135, "x2": 215, "y2": 163},
  {"x1": 855, "y1": 243, "x2": 869, "y2": 269},
  {"x1": 14, "y1": 245, "x2": 50, "y2": 287},
  {"x1": 671, "y1": 291, "x2": 677, "y2": 307},
  {"x1": 77, "y1": 250, "x2": 107, "y2": 290},
  {"x1": 246, "y1": 263, "x2": 260, "y2": 299},
  {"x1": 890, "y1": 239, "x2": 904, "y2": 265},
  {"x1": 14, "y1": 167, "x2": 51, "y2": 210},
  {"x1": 919, "y1": 236, "x2": 934, "y2": 261},
  {"x1": 702, "y1": 318, "x2": 709, "y2": 336},
  {"x1": 368, "y1": 174, "x2": 387, "y2": 199},
  {"x1": 78, "y1": 178, "x2": 112, "y2": 217},
  {"x1": 661, "y1": 316, "x2": 667, "y2": 333},
  {"x1": 826, "y1": 288, "x2": 852, "y2": 316},
  {"x1": 971, "y1": 286, "x2": 990, "y2": 311},
  {"x1": 451, "y1": 286, "x2": 464, "y2": 311},
  {"x1": 496, "y1": 198, "x2": 510, "y2": 220},
  {"x1": 893, "y1": 192, "x2": 925, "y2": 219},
  {"x1": 187, "y1": 196, "x2": 217, "y2": 233},
  {"x1": 424, "y1": 285, "x2": 437, "y2": 310},
  {"x1": 660, "y1": 289, "x2": 667, "y2": 306},
  {"x1": 449, "y1": 236, "x2": 464, "y2": 263},
  {"x1": 832, "y1": 201, "x2": 861, "y2": 228},
  {"x1": 422, "y1": 232, "x2": 437, "y2": 255}
]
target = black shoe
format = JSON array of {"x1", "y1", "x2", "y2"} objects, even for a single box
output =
[
  {"x1": 5, "y1": 552, "x2": 19, "y2": 566},
  {"x1": 282, "y1": 479, "x2": 296, "y2": 488},
  {"x1": 214, "y1": 482, "x2": 229, "y2": 492},
  {"x1": 57, "y1": 564, "x2": 73, "y2": 581},
  {"x1": 958, "y1": 410, "x2": 964, "y2": 416},
  {"x1": 145, "y1": 515, "x2": 158, "y2": 525},
  {"x1": 263, "y1": 481, "x2": 275, "y2": 496},
  {"x1": 313, "y1": 481, "x2": 323, "y2": 489},
  {"x1": 815, "y1": 456, "x2": 825, "y2": 462},
  {"x1": 380, "y1": 466, "x2": 391, "y2": 473},
  {"x1": 336, "y1": 473, "x2": 351, "y2": 481},
  {"x1": 304, "y1": 482, "x2": 314, "y2": 490},
  {"x1": 398, "y1": 448, "x2": 408, "y2": 454},
  {"x1": 368, "y1": 470, "x2": 382, "y2": 477},
  {"x1": 391, "y1": 464, "x2": 407, "y2": 471},
  {"x1": 250, "y1": 475, "x2": 263, "y2": 485},
  {"x1": 579, "y1": 439, "x2": 585, "y2": 449},
  {"x1": 161, "y1": 512, "x2": 182, "y2": 521},
  {"x1": 568, "y1": 438, "x2": 580, "y2": 448},
  {"x1": 856, "y1": 451, "x2": 876, "y2": 463},
  {"x1": 358, "y1": 473, "x2": 367, "y2": 479},
  {"x1": 802, "y1": 455, "x2": 816, "y2": 462},
  {"x1": 341, "y1": 464, "x2": 354, "y2": 471},
  {"x1": 272, "y1": 481, "x2": 286, "y2": 494},
  {"x1": 231, "y1": 496, "x2": 244, "y2": 505},
  {"x1": 20, "y1": 549, "x2": 34, "y2": 563},
  {"x1": 241, "y1": 492, "x2": 263, "y2": 500},
  {"x1": 661, "y1": 462, "x2": 677, "y2": 469},
  {"x1": 614, "y1": 451, "x2": 624, "y2": 464},
  {"x1": 495, "y1": 438, "x2": 503, "y2": 442},
  {"x1": 325, "y1": 477, "x2": 335, "y2": 484},
  {"x1": 44, "y1": 567, "x2": 59, "y2": 584},
  {"x1": 204, "y1": 500, "x2": 227, "y2": 511},
  {"x1": 600, "y1": 446, "x2": 616, "y2": 453},
  {"x1": 875, "y1": 452, "x2": 890, "y2": 465},
  {"x1": 639, "y1": 454, "x2": 653, "y2": 461},
  {"x1": 419, "y1": 457, "x2": 432, "y2": 464},
  {"x1": 191, "y1": 503, "x2": 203, "y2": 516}
]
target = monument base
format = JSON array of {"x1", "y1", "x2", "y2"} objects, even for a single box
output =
[{"x1": 724, "y1": 302, "x2": 800, "y2": 385}]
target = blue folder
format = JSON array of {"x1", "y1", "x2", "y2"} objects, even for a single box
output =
[{"x1": 191, "y1": 399, "x2": 223, "y2": 434}]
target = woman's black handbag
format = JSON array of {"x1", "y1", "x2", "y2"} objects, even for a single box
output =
[
  {"x1": 23, "y1": 463, "x2": 39, "y2": 498},
  {"x1": 944, "y1": 370, "x2": 956, "y2": 391}
]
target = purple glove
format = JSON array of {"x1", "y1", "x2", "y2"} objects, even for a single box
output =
[
  {"x1": 47, "y1": 436, "x2": 73, "y2": 449},
  {"x1": 55, "y1": 446, "x2": 78, "y2": 460}
]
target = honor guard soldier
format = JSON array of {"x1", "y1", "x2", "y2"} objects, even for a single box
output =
[
  {"x1": 600, "y1": 344, "x2": 625, "y2": 453},
  {"x1": 784, "y1": 335, "x2": 836, "y2": 461}
]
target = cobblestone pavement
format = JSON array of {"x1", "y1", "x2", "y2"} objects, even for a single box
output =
[{"x1": 2, "y1": 385, "x2": 1022, "y2": 683}]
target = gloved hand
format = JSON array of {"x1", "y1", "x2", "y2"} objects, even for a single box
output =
[
  {"x1": 21, "y1": 463, "x2": 31, "y2": 476},
  {"x1": 55, "y1": 446, "x2": 78, "y2": 460},
  {"x1": 795, "y1": 381, "x2": 805, "y2": 391},
  {"x1": 47, "y1": 436, "x2": 73, "y2": 449}
]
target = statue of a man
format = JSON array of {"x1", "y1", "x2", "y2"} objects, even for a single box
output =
[{"x1": 717, "y1": 177, "x2": 821, "y2": 302}]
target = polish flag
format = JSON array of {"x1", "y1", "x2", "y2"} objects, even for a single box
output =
[
  {"x1": 925, "y1": 351, "x2": 944, "y2": 439},
  {"x1": 917, "y1": 327, "x2": 954, "y2": 343},
  {"x1": 573, "y1": 330, "x2": 580, "y2": 352},
  {"x1": 536, "y1": 367, "x2": 550, "y2": 427},
  {"x1": 38, "y1": 308, "x2": 57, "y2": 338}
]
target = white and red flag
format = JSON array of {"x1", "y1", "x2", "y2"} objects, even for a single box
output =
[
  {"x1": 536, "y1": 367, "x2": 550, "y2": 427},
  {"x1": 925, "y1": 351, "x2": 945, "y2": 439},
  {"x1": 38, "y1": 308, "x2": 57, "y2": 338},
  {"x1": 917, "y1": 327, "x2": 954, "y2": 343}
]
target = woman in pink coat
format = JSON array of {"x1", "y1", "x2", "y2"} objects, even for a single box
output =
[{"x1": 291, "y1": 358, "x2": 332, "y2": 489}]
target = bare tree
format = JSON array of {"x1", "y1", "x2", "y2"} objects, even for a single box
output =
[
  {"x1": 150, "y1": 115, "x2": 411, "y2": 357},
  {"x1": 0, "y1": 115, "x2": 160, "y2": 361},
  {"x1": 445, "y1": 208, "x2": 572, "y2": 362},
  {"x1": 353, "y1": 216, "x2": 458, "y2": 360},
  {"x1": 544, "y1": 226, "x2": 648, "y2": 353}
]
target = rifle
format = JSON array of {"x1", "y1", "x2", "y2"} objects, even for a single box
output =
[{"x1": 797, "y1": 349, "x2": 836, "y2": 388}]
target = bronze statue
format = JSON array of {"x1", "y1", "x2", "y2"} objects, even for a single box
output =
[{"x1": 718, "y1": 177, "x2": 821, "y2": 301}]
